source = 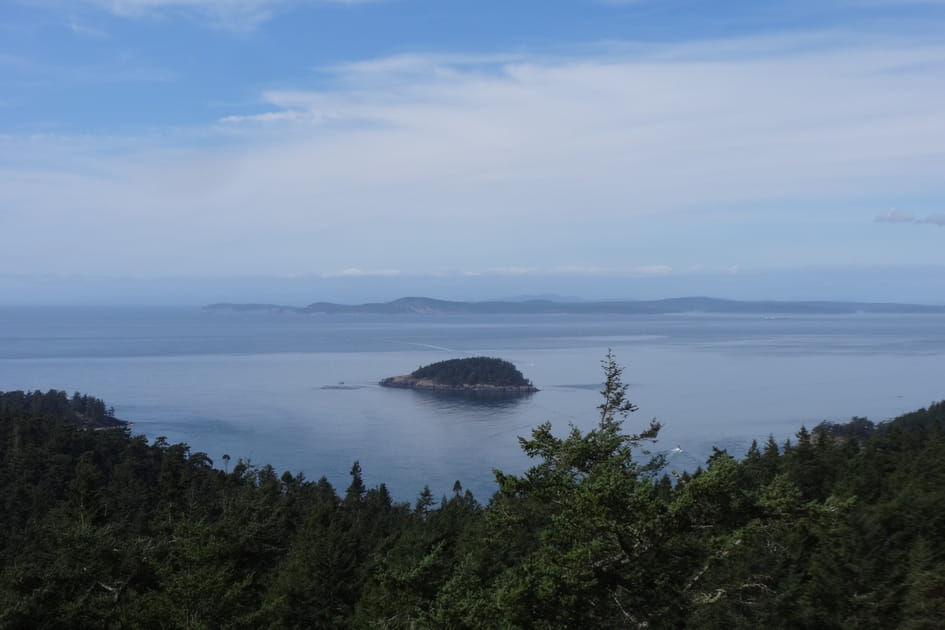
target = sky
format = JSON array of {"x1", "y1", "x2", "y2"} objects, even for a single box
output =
[{"x1": 1, "y1": 0, "x2": 944, "y2": 304}]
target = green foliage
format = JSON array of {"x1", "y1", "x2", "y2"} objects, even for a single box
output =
[
  {"x1": 410, "y1": 356, "x2": 533, "y2": 387},
  {"x1": 0, "y1": 389, "x2": 117, "y2": 428},
  {"x1": 427, "y1": 350, "x2": 674, "y2": 628},
  {"x1": 3, "y1": 385, "x2": 945, "y2": 627}
]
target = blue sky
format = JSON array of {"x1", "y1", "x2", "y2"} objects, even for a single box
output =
[{"x1": 2, "y1": 0, "x2": 944, "y2": 303}]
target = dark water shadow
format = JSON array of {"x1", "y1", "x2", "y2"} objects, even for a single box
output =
[
  {"x1": 557, "y1": 383, "x2": 640, "y2": 390},
  {"x1": 408, "y1": 388, "x2": 536, "y2": 409}
]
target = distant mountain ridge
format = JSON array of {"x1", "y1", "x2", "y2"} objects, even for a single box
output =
[{"x1": 203, "y1": 296, "x2": 945, "y2": 315}]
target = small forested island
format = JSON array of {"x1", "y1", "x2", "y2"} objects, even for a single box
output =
[{"x1": 379, "y1": 356, "x2": 538, "y2": 392}]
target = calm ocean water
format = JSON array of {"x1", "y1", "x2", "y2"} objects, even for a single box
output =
[{"x1": 1, "y1": 306, "x2": 943, "y2": 500}]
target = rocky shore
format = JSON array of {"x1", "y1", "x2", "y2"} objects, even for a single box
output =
[{"x1": 379, "y1": 374, "x2": 539, "y2": 393}]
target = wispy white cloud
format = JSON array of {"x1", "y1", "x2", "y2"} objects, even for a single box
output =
[
  {"x1": 462, "y1": 267, "x2": 539, "y2": 277},
  {"x1": 62, "y1": 0, "x2": 379, "y2": 29},
  {"x1": 445, "y1": 266, "x2": 673, "y2": 278},
  {"x1": 67, "y1": 18, "x2": 108, "y2": 38},
  {"x1": 218, "y1": 35, "x2": 945, "y2": 216},
  {"x1": 219, "y1": 110, "x2": 303, "y2": 124},
  {"x1": 876, "y1": 207, "x2": 945, "y2": 227},
  {"x1": 876, "y1": 207, "x2": 916, "y2": 223},
  {"x1": 321, "y1": 52, "x2": 532, "y2": 79},
  {"x1": 629, "y1": 265, "x2": 673, "y2": 276},
  {"x1": 483, "y1": 267, "x2": 540, "y2": 275},
  {"x1": 3, "y1": 31, "x2": 945, "y2": 276},
  {"x1": 319, "y1": 268, "x2": 402, "y2": 278},
  {"x1": 549, "y1": 265, "x2": 674, "y2": 276}
]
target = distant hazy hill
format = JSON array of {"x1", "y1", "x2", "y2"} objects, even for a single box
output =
[{"x1": 204, "y1": 296, "x2": 945, "y2": 315}]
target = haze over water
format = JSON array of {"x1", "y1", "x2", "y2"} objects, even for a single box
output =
[{"x1": 1, "y1": 307, "x2": 943, "y2": 500}]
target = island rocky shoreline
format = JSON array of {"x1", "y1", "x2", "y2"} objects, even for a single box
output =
[{"x1": 379, "y1": 374, "x2": 538, "y2": 393}]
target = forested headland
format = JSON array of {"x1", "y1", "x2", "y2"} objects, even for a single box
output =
[{"x1": 2, "y1": 355, "x2": 944, "y2": 628}]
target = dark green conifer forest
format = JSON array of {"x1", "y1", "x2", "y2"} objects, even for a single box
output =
[
  {"x1": 410, "y1": 357, "x2": 533, "y2": 387},
  {"x1": 2, "y1": 353, "x2": 944, "y2": 628}
]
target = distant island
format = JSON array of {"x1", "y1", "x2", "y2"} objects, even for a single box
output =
[
  {"x1": 204, "y1": 296, "x2": 945, "y2": 316},
  {"x1": 380, "y1": 357, "x2": 538, "y2": 393}
]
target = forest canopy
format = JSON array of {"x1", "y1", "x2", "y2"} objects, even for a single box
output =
[
  {"x1": 380, "y1": 356, "x2": 538, "y2": 392},
  {"x1": 2, "y1": 357, "x2": 945, "y2": 628},
  {"x1": 409, "y1": 356, "x2": 532, "y2": 387}
]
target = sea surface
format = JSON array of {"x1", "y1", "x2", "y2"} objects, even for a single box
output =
[{"x1": 1, "y1": 306, "x2": 943, "y2": 500}]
